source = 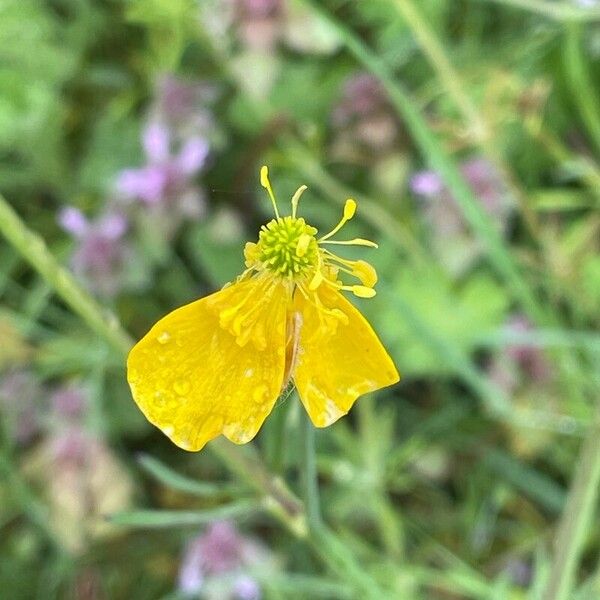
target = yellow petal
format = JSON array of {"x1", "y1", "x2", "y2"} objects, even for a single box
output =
[
  {"x1": 292, "y1": 287, "x2": 399, "y2": 427},
  {"x1": 127, "y1": 279, "x2": 288, "y2": 451}
]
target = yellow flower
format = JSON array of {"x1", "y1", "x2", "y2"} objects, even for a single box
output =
[{"x1": 127, "y1": 167, "x2": 399, "y2": 451}]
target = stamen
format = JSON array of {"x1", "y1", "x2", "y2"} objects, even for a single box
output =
[
  {"x1": 320, "y1": 238, "x2": 378, "y2": 248},
  {"x1": 260, "y1": 165, "x2": 280, "y2": 219},
  {"x1": 319, "y1": 199, "x2": 357, "y2": 242},
  {"x1": 296, "y1": 233, "x2": 311, "y2": 257},
  {"x1": 309, "y1": 269, "x2": 323, "y2": 291},
  {"x1": 343, "y1": 285, "x2": 377, "y2": 298},
  {"x1": 291, "y1": 185, "x2": 308, "y2": 218},
  {"x1": 352, "y1": 260, "x2": 378, "y2": 288}
]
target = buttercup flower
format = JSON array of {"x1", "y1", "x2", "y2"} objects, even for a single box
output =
[{"x1": 127, "y1": 167, "x2": 399, "y2": 451}]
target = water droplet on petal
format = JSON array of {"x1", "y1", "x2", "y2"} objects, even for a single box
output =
[
  {"x1": 154, "y1": 391, "x2": 167, "y2": 406},
  {"x1": 252, "y1": 384, "x2": 268, "y2": 402},
  {"x1": 157, "y1": 331, "x2": 171, "y2": 344},
  {"x1": 173, "y1": 380, "x2": 190, "y2": 395}
]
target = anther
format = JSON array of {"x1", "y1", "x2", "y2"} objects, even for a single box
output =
[
  {"x1": 296, "y1": 233, "x2": 311, "y2": 257},
  {"x1": 260, "y1": 165, "x2": 280, "y2": 219},
  {"x1": 352, "y1": 260, "x2": 378, "y2": 288},
  {"x1": 349, "y1": 285, "x2": 377, "y2": 298},
  {"x1": 309, "y1": 270, "x2": 324, "y2": 291},
  {"x1": 319, "y1": 198, "x2": 358, "y2": 242}
]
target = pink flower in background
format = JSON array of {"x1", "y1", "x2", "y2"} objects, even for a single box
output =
[
  {"x1": 333, "y1": 73, "x2": 388, "y2": 125},
  {"x1": 116, "y1": 122, "x2": 208, "y2": 218},
  {"x1": 0, "y1": 369, "x2": 46, "y2": 445},
  {"x1": 178, "y1": 521, "x2": 269, "y2": 599},
  {"x1": 410, "y1": 157, "x2": 513, "y2": 275},
  {"x1": 331, "y1": 72, "x2": 398, "y2": 154},
  {"x1": 153, "y1": 75, "x2": 219, "y2": 140},
  {"x1": 234, "y1": 0, "x2": 284, "y2": 51},
  {"x1": 488, "y1": 315, "x2": 552, "y2": 395},
  {"x1": 59, "y1": 207, "x2": 130, "y2": 297},
  {"x1": 51, "y1": 384, "x2": 86, "y2": 419}
]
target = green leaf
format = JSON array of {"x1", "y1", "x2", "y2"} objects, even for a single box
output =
[
  {"x1": 107, "y1": 500, "x2": 260, "y2": 528},
  {"x1": 379, "y1": 266, "x2": 509, "y2": 376},
  {"x1": 137, "y1": 453, "x2": 242, "y2": 498}
]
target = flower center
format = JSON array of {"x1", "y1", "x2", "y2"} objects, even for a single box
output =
[{"x1": 257, "y1": 216, "x2": 318, "y2": 278}]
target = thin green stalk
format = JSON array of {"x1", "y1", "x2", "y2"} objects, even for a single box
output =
[
  {"x1": 387, "y1": 0, "x2": 540, "y2": 234},
  {"x1": 210, "y1": 438, "x2": 308, "y2": 539},
  {"x1": 300, "y1": 0, "x2": 546, "y2": 325},
  {"x1": 212, "y1": 439, "x2": 389, "y2": 597},
  {"x1": 301, "y1": 411, "x2": 322, "y2": 530},
  {"x1": 473, "y1": 0, "x2": 600, "y2": 22},
  {"x1": 390, "y1": 0, "x2": 487, "y2": 141},
  {"x1": 563, "y1": 23, "x2": 600, "y2": 158},
  {"x1": 543, "y1": 412, "x2": 600, "y2": 600},
  {"x1": 0, "y1": 195, "x2": 132, "y2": 355}
]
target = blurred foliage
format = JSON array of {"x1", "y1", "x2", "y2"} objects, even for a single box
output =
[{"x1": 1, "y1": 0, "x2": 600, "y2": 598}]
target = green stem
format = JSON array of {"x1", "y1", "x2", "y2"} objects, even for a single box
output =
[
  {"x1": 472, "y1": 0, "x2": 600, "y2": 22},
  {"x1": 300, "y1": 0, "x2": 546, "y2": 325},
  {"x1": 210, "y1": 438, "x2": 308, "y2": 539},
  {"x1": 388, "y1": 0, "x2": 540, "y2": 235},
  {"x1": 0, "y1": 195, "x2": 132, "y2": 355},
  {"x1": 542, "y1": 411, "x2": 600, "y2": 600},
  {"x1": 563, "y1": 23, "x2": 600, "y2": 158},
  {"x1": 391, "y1": 0, "x2": 487, "y2": 141},
  {"x1": 301, "y1": 411, "x2": 322, "y2": 530}
]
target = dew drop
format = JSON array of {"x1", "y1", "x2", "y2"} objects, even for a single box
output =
[
  {"x1": 173, "y1": 380, "x2": 190, "y2": 395},
  {"x1": 157, "y1": 331, "x2": 171, "y2": 344},
  {"x1": 252, "y1": 384, "x2": 268, "y2": 402},
  {"x1": 154, "y1": 391, "x2": 167, "y2": 406}
]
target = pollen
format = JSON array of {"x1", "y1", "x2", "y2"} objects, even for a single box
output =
[{"x1": 257, "y1": 216, "x2": 318, "y2": 277}]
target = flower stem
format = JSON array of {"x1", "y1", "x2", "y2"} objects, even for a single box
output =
[
  {"x1": 0, "y1": 194, "x2": 132, "y2": 355},
  {"x1": 543, "y1": 410, "x2": 600, "y2": 600},
  {"x1": 301, "y1": 410, "x2": 322, "y2": 531}
]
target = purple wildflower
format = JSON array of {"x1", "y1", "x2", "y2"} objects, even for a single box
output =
[
  {"x1": 410, "y1": 171, "x2": 445, "y2": 197},
  {"x1": 333, "y1": 73, "x2": 388, "y2": 125},
  {"x1": 59, "y1": 207, "x2": 130, "y2": 297},
  {"x1": 233, "y1": 0, "x2": 284, "y2": 51},
  {"x1": 153, "y1": 75, "x2": 219, "y2": 139},
  {"x1": 0, "y1": 369, "x2": 45, "y2": 444},
  {"x1": 410, "y1": 157, "x2": 512, "y2": 274},
  {"x1": 116, "y1": 122, "x2": 208, "y2": 220},
  {"x1": 410, "y1": 158, "x2": 510, "y2": 223},
  {"x1": 331, "y1": 72, "x2": 398, "y2": 153},
  {"x1": 488, "y1": 315, "x2": 552, "y2": 395},
  {"x1": 51, "y1": 384, "x2": 86, "y2": 420},
  {"x1": 178, "y1": 521, "x2": 268, "y2": 600},
  {"x1": 233, "y1": 575, "x2": 261, "y2": 600}
]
